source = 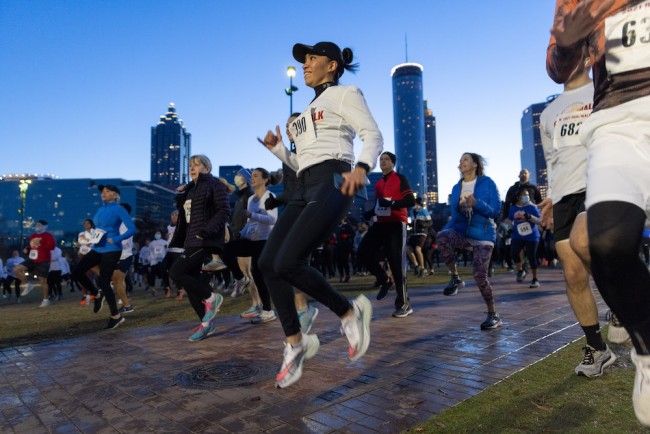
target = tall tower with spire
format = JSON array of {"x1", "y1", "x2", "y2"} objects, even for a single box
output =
[
  {"x1": 150, "y1": 103, "x2": 191, "y2": 189},
  {"x1": 391, "y1": 63, "x2": 427, "y2": 199}
]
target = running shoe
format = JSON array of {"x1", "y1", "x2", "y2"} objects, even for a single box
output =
[
  {"x1": 392, "y1": 305, "x2": 413, "y2": 318},
  {"x1": 188, "y1": 320, "x2": 218, "y2": 342},
  {"x1": 376, "y1": 277, "x2": 395, "y2": 301},
  {"x1": 105, "y1": 316, "x2": 125, "y2": 330},
  {"x1": 240, "y1": 304, "x2": 262, "y2": 318},
  {"x1": 119, "y1": 306, "x2": 135, "y2": 314},
  {"x1": 516, "y1": 269, "x2": 527, "y2": 283},
  {"x1": 529, "y1": 278, "x2": 540, "y2": 288},
  {"x1": 606, "y1": 310, "x2": 630, "y2": 344},
  {"x1": 298, "y1": 305, "x2": 319, "y2": 334},
  {"x1": 39, "y1": 299, "x2": 51, "y2": 308},
  {"x1": 80, "y1": 296, "x2": 87, "y2": 306},
  {"x1": 230, "y1": 276, "x2": 251, "y2": 298},
  {"x1": 443, "y1": 275, "x2": 464, "y2": 296},
  {"x1": 20, "y1": 282, "x2": 34, "y2": 297},
  {"x1": 275, "y1": 333, "x2": 320, "y2": 389},
  {"x1": 202, "y1": 258, "x2": 227, "y2": 272},
  {"x1": 631, "y1": 348, "x2": 650, "y2": 426},
  {"x1": 201, "y1": 293, "x2": 223, "y2": 323},
  {"x1": 93, "y1": 293, "x2": 105, "y2": 314},
  {"x1": 417, "y1": 267, "x2": 425, "y2": 278},
  {"x1": 341, "y1": 295, "x2": 372, "y2": 361},
  {"x1": 251, "y1": 309, "x2": 276, "y2": 324},
  {"x1": 480, "y1": 312, "x2": 502, "y2": 330},
  {"x1": 575, "y1": 345, "x2": 616, "y2": 377}
]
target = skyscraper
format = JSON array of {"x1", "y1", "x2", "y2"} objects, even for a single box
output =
[
  {"x1": 151, "y1": 103, "x2": 191, "y2": 189},
  {"x1": 391, "y1": 63, "x2": 427, "y2": 200},
  {"x1": 423, "y1": 100, "x2": 439, "y2": 204},
  {"x1": 520, "y1": 96, "x2": 556, "y2": 199}
]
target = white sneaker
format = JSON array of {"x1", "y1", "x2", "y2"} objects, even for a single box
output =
[
  {"x1": 251, "y1": 309, "x2": 276, "y2": 324},
  {"x1": 631, "y1": 348, "x2": 650, "y2": 426},
  {"x1": 20, "y1": 282, "x2": 34, "y2": 296},
  {"x1": 39, "y1": 299, "x2": 51, "y2": 308},
  {"x1": 606, "y1": 310, "x2": 631, "y2": 344},
  {"x1": 275, "y1": 333, "x2": 320, "y2": 389},
  {"x1": 341, "y1": 295, "x2": 372, "y2": 361}
]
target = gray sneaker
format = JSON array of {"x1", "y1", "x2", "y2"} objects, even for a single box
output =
[
  {"x1": 392, "y1": 305, "x2": 413, "y2": 318},
  {"x1": 516, "y1": 269, "x2": 527, "y2": 283},
  {"x1": 575, "y1": 345, "x2": 617, "y2": 377},
  {"x1": 298, "y1": 305, "x2": 319, "y2": 334},
  {"x1": 480, "y1": 312, "x2": 502, "y2": 330}
]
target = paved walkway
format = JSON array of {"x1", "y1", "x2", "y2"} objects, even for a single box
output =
[{"x1": 0, "y1": 268, "x2": 609, "y2": 433}]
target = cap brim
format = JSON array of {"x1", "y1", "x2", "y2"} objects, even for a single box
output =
[
  {"x1": 292, "y1": 43, "x2": 313, "y2": 63},
  {"x1": 97, "y1": 185, "x2": 105, "y2": 192}
]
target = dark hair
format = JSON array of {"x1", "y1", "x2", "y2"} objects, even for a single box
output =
[
  {"x1": 463, "y1": 152, "x2": 486, "y2": 177},
  {"x1": 415, "y1": 197, "x2": 422, "y2": 206},
  {"x1": 83, "y1": 219, "x2": 95, "y2": 228},
  {"x1": 336, "y1": 47, "x2": 359, "y2": 83},
  {"x1": 121, "y1": 203, "x2": 132, "y2": 215},
  {"x1": 290, "y1": 112, "x2": 301, "y2": 119},
  {"x1": 253, "y1": 167, "x2": 282, "y2": 187}
]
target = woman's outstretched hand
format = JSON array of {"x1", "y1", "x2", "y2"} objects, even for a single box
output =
[{"x1": 257, "y1": 126, "x2": 283, "y2": 151}]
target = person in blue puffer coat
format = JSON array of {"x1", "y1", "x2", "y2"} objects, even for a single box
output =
[{"x1": 437, "y1": 152, "x2": 502, "y2": 330}]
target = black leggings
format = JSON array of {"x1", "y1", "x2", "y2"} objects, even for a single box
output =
[
  {"x1": 72, "y1": 250, "x2": 121, "y2": 316},
  {"x1": 510, "y1": 238, "x2": 538, "y2": 270},
  {"x1": 358, "y1": 221, "x2": 409, "y2": 309},
  {"x1": 222, "y1": 239, "x2": 271, "y2": 310},
  {"x1": 259, "y1": 160, "x2": 353, "y2": 337},
  {"x1": 588, "y1": 201, "x2": 650, "y2": 353},
  {"x1": 47, "y1": 270, "x2": 62, "y2": 296},
  {"x1": 169, "y1": 247, "x2": 213, "y2": 320}
]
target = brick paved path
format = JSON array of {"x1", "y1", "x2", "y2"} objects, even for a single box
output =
[{"x1": 0, "y1": 268, "x2": 607, "y2": 433}]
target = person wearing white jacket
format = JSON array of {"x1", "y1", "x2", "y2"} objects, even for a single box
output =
[{"x1": 258, "y1": 41, "x2": 382, "y2": 388}]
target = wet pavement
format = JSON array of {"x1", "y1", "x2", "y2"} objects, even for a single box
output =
[{"x1": 0, "y1": 268, "x2": 608, "y2": 433}]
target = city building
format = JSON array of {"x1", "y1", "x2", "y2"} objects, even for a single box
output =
[
  {"x1": 423, "y1": 100, "x2": 439, "y2": 204},
  {"x1": 520, "y1": 96, "x2": 557, "y2": 199},
  {"x1": 391, "y1": 63, "x2": 427, "y2": 200},
  {"x1": 151, "y1": 103, "x2": 191, "y2": 189},
  {"x1": 0, "y1": 175, "x2": 177, "y2": 250}
]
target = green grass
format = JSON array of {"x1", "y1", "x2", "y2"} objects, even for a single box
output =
[{"x1": 1, "y1": 269, "x2": 647, "y2": 432}]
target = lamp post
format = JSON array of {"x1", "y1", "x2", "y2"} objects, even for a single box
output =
[
  {"x1": 285, "y1": 66, "x2": 298, "y2": 115},
  {"x1": 18, "y1": 179, "x2": 31, "y2": 251}
]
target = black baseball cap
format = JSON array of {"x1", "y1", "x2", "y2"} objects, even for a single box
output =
[
  {"x1": 293, "y1": 42, "x2": 343, "y2": 64},
  {"x1": 98, "y1": 184, "x2": 120, "y2": 194}
]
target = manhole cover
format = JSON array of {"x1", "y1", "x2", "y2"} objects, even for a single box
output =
[{"x1": 175, "y1": 359, "x2": 280, "y2": 389}]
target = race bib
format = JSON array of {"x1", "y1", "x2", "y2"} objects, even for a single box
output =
[
  {"x1": 605, "y1": 1, "x2": 650, "y2": 76},
  {"x1": 290, "y1": 109, "x2": 318, "y2": 150},
  {"x1": 154, "y1": 246, "x2": 164, "y2": 255},
  {"x1": 184, "y1": 199, "x2": 192, "y2": 223},
  {"x1": 29, "y1": 249, "x2": 38, "y2": 260},
  {"x1": 88, "y1": 229, "x2": 107, "y2": 244},
  {"x1": 552, "y1": 107, "x2": 591, "y2": 149},
  {"x1": 517, "y1": 222, "x2": 533, "y2": 237},
  {"x1": 375, "y1": 197, "x2": 391, "y2": 217},
  {"x1": 79, "y1": 245, "x2": 91, "y2": 255}
]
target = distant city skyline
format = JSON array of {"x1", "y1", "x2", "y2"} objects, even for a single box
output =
[{"x1": 1, "y1": 1, "x2": 562, "y2": 202}]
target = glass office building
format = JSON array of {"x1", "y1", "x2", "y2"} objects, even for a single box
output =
[
  {"x1": 0, "y1": 176, "x2": 177, "y2": 249},
  {"x1": 151, "y1": 103, "x2": 191, "y2": 189},
  {"x1": 423, "y1": 100, "x2": 439, "y2": 204},
  {"x1": 391, "y1": 63, "x2": 427, "y2": 200},
  {"x1": 521, "y1": 97, "x2": 556, "y2": 200}
]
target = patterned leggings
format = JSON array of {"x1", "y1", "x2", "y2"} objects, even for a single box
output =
[{"x1": 437, "y1": 229, "x2": 495, "y2": 306}]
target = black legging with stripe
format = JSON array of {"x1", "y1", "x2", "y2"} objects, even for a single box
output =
[
  {"x1": 358, "y1": 221, "x2": 409, "y2": 309},
  {"x1": 259, "y1": 160, "x2": 353, "y2": 337}
]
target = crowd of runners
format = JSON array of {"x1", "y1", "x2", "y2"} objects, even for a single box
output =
[{"x1": 2, "y1": 0, "x2": 650, "y2": 425}]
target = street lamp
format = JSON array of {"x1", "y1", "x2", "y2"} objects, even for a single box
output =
[
  {"x1": 18, "y1": 179, "x2": 31, "y2": 251},
  {"x1": 285, "y1": 66, "x2": 298, "y2": 115}
]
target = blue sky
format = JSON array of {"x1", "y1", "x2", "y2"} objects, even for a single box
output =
[{"x1": 1, "y1": 0, "x2": 561, "y2": 200}]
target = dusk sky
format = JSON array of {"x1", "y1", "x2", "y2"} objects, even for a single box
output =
[{"x1": 1, "y1": 0, "x2": 562, "y2": 200}]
